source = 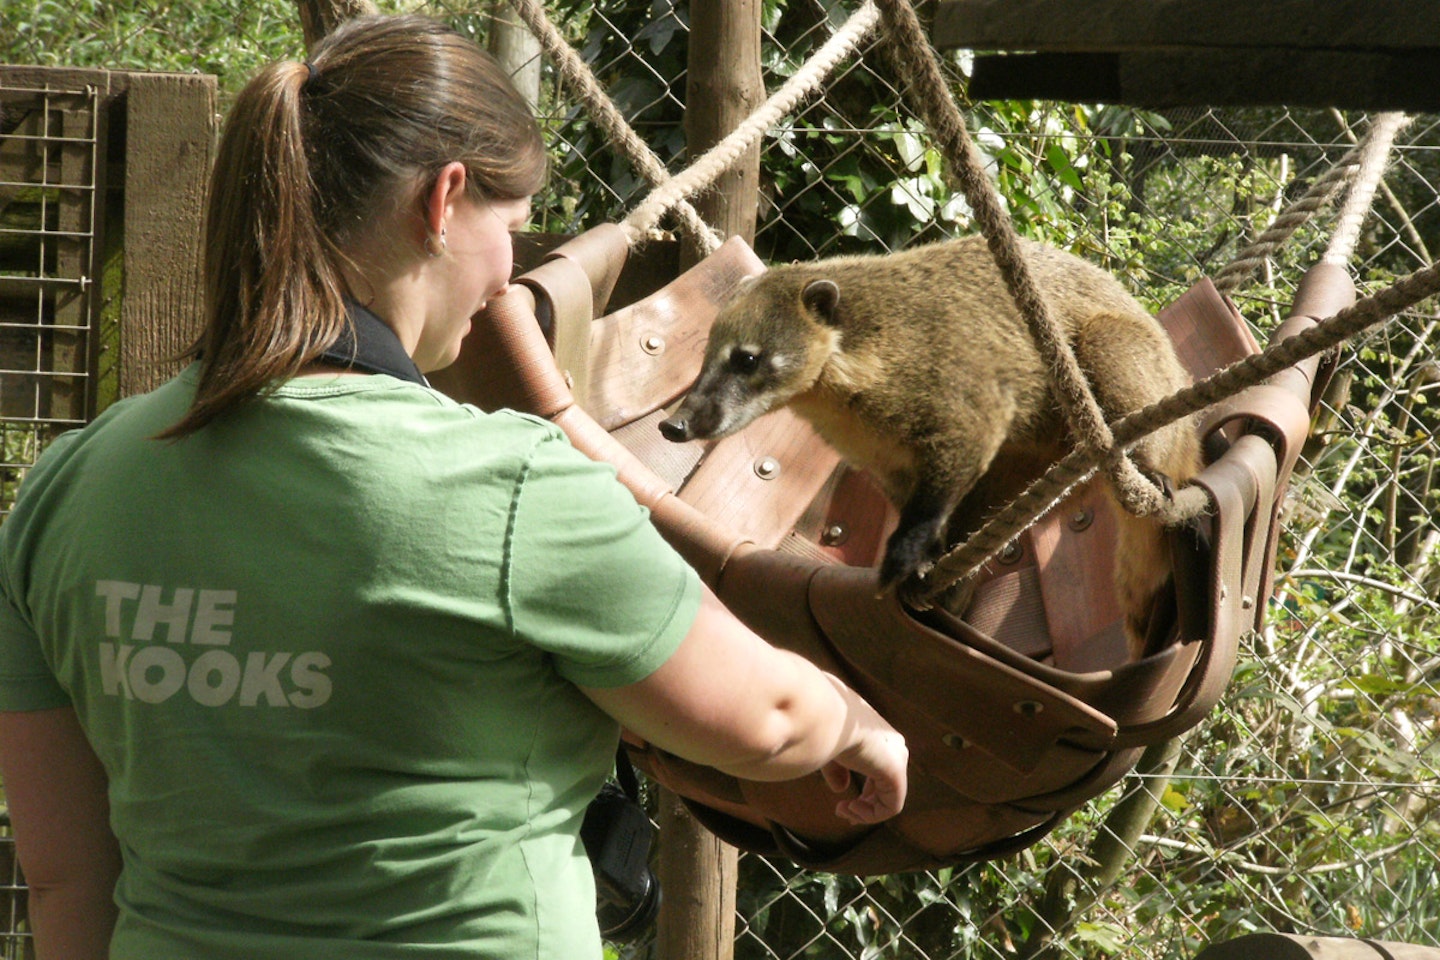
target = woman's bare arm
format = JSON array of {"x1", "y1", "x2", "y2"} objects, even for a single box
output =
[
  {"x1": 0, "y1": 706, "x2": 120, "y2": 960},
  {"x1": 580, "y1": 585, "x2": 907, "y2": 825}
]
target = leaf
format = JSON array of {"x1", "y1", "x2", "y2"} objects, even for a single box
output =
[
  {"x1": 1045, "y1": 143, "x2": 1086, "y2": 191},
  {"x1": 1347, "y1": 674, "x2": 1418, "y2": 697},
  {"x1": 1075, "y1": 921, "x2": 1129, "y2": 954}
]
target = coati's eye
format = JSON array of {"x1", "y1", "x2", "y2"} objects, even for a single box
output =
[{"x1": 729, "y1": 347, "x2": 761, "y2": 375}]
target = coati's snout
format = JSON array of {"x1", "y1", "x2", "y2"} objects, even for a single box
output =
[
  {"x1": 660, "y1": 350, "x2": 772, "y2": 443},
  {"x1": 661, "y1": 276, "x2": 843, "y2": 446},
  {"x1": 657, "y1": 415, "x2": 694, "y2": 443}
]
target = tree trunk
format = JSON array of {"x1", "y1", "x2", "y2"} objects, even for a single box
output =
[{"x1": 295, "y1": 0, "x2": 377, "y2": 50}]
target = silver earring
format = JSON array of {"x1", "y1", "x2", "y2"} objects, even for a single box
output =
[{"x1": 426, "y1": 227, "x2": 447, "y2": 258}]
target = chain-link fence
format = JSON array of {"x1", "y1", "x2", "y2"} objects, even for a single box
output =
[{"x1": 3, "y1": 2, "x2": 1439, "y2": 959}]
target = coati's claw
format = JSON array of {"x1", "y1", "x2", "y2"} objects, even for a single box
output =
[{"x1": 879, "y1": 522, "x2": 945, "y2": 609}]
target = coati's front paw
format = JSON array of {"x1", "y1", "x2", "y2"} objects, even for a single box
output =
[{"x1": 878, "y1": 523, "x2": 943, "y2": 598}]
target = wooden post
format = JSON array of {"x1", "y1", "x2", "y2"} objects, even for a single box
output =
[
  {"x1": 118, "y1": 74, "x2": 217, "y2": 398},
  {"x1": 677, "y1": 0, "x2": 763, "y2": 264},
  {"x1": 655, "y1": 4, "x2": 763, "y2": 960},
  {"x1": 488, "y1": 1, "x2": 543, "y2": 110}
]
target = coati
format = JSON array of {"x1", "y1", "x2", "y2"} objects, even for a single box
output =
[{"x1": 659, "y1": 235, "x2": 1202, "y2": 658}]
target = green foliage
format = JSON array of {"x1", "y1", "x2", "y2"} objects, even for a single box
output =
[{"x1": 2, "y1": 0, "x2": 307, "y2": 105}]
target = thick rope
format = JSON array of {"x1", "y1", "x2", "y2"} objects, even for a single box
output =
[
  {"x1": 504, "y1": 0, "x2": 723, "y2": 252},
  {"x1": 1214, "y1": 113, "x2": 1411, "y2": 295},
  {"x1": 1211, "y1": 149, "x2": 1360, "y2": 295},
  {"x1": 623, "y1": 1, "x2": 883, "y2": 241},
  {"x1": 1322, "y1": 112, "x2": 1412, "y2": 265},
  {"x1": 918, "y1": 254, "x2": 1440, "y2": 603},
  {"x1": 871, "y1": 0, "x2": 1171, "y2": 536}
]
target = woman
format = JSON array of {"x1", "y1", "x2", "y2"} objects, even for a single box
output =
[{"x1": 0, "y1": 14, "x2": 906, "y2": 960}]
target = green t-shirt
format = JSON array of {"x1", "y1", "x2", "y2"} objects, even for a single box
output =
[{"x1": 0, "y1": 365, "x2": 701, "y2": 959}]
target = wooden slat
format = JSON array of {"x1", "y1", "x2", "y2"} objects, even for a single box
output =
[
  {"x1": 934, "y1": 0, "x2": 1440, "y2": 54},
  {"x1": 1194, "y1": 933, "x2": 1440, "y2": 960},
  {"x1": 966, "y1": 48, "x2": 1440, "y2": 111},
  {"x1": 0, "y1": 66, "x2": 122, "y2": 96}
]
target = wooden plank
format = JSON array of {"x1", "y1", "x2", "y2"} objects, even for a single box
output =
[
  {"x1": 1194, "y1": 933, "x2": 1440, "y2": 960},
  {"x1": 934, "y1": 0, "x2": 1440, "y2": 54},
  {"x1": 967, "y1": 48, "x2": 1440, "y2": 110},
  {"x1": 118, "y1": 73, "x2": 216, "y2": 398},
  {"x1": 0, "y1": 65, "x2": 122, "y2": 97}
]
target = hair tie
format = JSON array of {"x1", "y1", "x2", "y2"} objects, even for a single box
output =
[{"x1": 303, "y1": 61, "x2": 319, "y2": 88}]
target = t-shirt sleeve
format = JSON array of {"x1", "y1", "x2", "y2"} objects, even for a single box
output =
[
  {"x1": 0, "y1": 516, "x2": 71, "y2": 712},
  {"x1": 504, "y1": 429, "x2": 701, "y2": 689}
]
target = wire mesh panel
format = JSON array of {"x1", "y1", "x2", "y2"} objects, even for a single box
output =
[
  {"x1": 0, "y1": 812, "x2": 31, "y2": 960},
  {"x1": 0, "y1": 81, "x2": 104, "y2": 516},
  {"x1": 470, "y1": 6, "x2": 1440, "y2": 957}
]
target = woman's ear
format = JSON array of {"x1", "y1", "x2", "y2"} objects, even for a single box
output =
[{"x1": 422, "y1": 161, "x2": 469, "y2": 247}]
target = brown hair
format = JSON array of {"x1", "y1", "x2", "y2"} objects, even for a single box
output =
[{"x1": 163, "y1": 14, "x2": 547, "y2": 437}]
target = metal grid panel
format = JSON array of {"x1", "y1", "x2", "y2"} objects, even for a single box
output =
[
  {"x1": 0, "y1": 83, "x2": 103, "y2": 516},
  {"x1": 0, "y1": 813, "x2": 31, "y2": 960}
]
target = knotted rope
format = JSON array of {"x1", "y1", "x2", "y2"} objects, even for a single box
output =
[
  {"x1": 504, "y1": 0, "x2": 722, "y2": 252},
  {"x1": 507, "y1": 0, "x2": 882, "y2": 255},
  {"x1": 1212, "y1": 149, "x2": 1360, "y2": 296},
  {"x1": 1322, "y1": 113, "x2": 1412, "y2": 266},
  {"x1": 920, "y1": 252, "x2": 1440, "y2": 602}
]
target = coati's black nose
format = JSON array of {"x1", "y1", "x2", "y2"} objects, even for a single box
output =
[{"x1": 659, "y1": 416, "x2": 692, "y2": 442}]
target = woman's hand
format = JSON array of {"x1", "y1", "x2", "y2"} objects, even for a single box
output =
[{"x1": 819, "y1": 676, "x2": 908, "y2": 825}]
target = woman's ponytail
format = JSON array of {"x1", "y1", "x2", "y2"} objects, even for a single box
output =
[
  {"x1": 161, "y1": 60, "x2": 349, "y2": 438},
  {"x1": 162, "y1": 15, "x2": 547, "y2": 438}
]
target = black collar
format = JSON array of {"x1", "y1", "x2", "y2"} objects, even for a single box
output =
[{"x1": 318, "y1": 300, "x2": 427, "y2": 386}]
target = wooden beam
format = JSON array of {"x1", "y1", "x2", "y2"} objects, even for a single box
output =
[
  {"x1": 1194, "y1": 933, "x2": 1440, "y2": 960},
  {"x1": 934, "y1": 0, "x2": 1440, "y2": 54},
  {"x1": 967, "y1": 48, "x2": 1440, "y2": 110}
]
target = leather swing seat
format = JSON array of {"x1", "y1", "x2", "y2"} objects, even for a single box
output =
[{"x1": 433, "y1": 225, "x2": 1352, "y2": 875}]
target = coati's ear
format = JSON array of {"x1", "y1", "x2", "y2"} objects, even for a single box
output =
[{"x1": 802, "y1": 279, "x2": 841, "y2": 325}]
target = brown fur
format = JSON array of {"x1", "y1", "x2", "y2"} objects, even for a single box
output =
[{"x1": 660, "y1": 236, "x2": 1202, "y2": 658}]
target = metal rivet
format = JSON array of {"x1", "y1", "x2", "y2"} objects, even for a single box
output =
[
  {"x1": 1068, "y1": 508, "x2": 1093, "y2": 532},
  {"x1": 754, "y1": 457, "x2": 781, "y2": 480},
  {"x1": 821, "y1": 522, "x2": 850, "y2": 547},
  {"x1": 1241, "y1": 595, "x2": 1255, "y2": 610},
  {"x1": 942, "y1": 733, "x2": 968, "y2": 750},
  {"x1": 1013, "y1": 700, "x2": 1044, "y2": 717},
  {"x1": 998, "y1": 542, "x2": 1023, "y2": 565},
  {"x1": 641, "y1": 334, "x2": 665, "y2": 355}
]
